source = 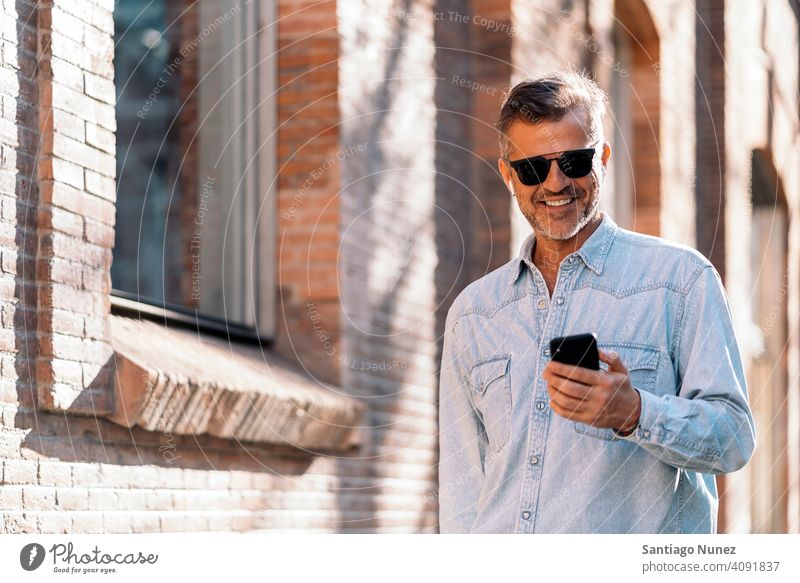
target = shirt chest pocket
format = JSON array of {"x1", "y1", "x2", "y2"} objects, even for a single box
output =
[
  {"x1": 573, "y1": 343, "x2": 660, "y2": 442},
  {"x1": 469, "y1": 355, "x2": 512, "y2": 453}
]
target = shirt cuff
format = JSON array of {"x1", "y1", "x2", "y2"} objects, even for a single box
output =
[{"x1": 613, "y1": 386, "x2": 661, "y2": 442}]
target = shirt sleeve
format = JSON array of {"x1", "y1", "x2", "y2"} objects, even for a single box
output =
[
  {"x1": 619, "y1": 264, "x2": 757, "y2": 474},
  {"x1": 437, "y1": 311, "x2": 487, "y2": 533}
]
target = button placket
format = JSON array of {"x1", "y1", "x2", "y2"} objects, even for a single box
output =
[{"x1": 521, "y1": 259, "x2": 578, "y2": 533}]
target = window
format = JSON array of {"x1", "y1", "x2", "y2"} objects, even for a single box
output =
[{"x1": 112, "y1": 0, "x2": 276, "y2": 336}]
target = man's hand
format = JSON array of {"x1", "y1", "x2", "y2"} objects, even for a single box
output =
[{"x1": 542, "y1": 349, "x2": 641, "y2": 434}]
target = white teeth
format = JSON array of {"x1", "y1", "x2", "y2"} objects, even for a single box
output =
[{"x1": 544, "y1": 198, "x2": 574, "y2": 207}]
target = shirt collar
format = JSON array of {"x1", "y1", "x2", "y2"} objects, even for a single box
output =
[{"x1": 509, "y1": 212, "x2": 619, "y2": 287}]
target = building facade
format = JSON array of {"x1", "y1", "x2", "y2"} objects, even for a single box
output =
[{"x1": 0, "y1": 0, "x2": 798, "y2": 533}]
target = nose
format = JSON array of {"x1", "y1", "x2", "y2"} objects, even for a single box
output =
[{"x1": 541, "y1": 159, "x2": 572, "y2": 193}]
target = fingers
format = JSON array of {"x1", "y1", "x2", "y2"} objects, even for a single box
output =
[
  {"x1": 549, "y1": 397, "x2": 594, "y2": 423},
  {"x1": 546, "y1": 377, "x2": 599, "y2": 421},
  {"x1": 544, "y1": 374, "x2": 592, "y2": 400},
  {"x1": 544, "y1": 363, "x2": 628, "y2": 398},
  {"x1": 549, "y1": 398, "x2": 583, "y2": 421},
  {"x1": 548, "y1": 387, "x2": 615, "y2": 425},
  {"x1": 544, "y1": 360, "x2": 601, "y2": 386},
  {"x1": 598, "y1": 349, "x2": 628, "y2": 373}
]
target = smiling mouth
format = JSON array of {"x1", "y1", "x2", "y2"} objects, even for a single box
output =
[{"x1": 539, "y1": 197, "x2": 576, "y2": 208}]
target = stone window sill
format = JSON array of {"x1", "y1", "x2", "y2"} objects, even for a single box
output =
[{"x1": 106, "y1": 315, "x2": 365, "y2": 452}]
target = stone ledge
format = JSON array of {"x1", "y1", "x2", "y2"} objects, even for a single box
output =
[{"x1": 106, "y1": 315, "x2": 365, "y2": 451}]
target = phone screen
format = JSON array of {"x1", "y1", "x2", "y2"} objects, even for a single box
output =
[{"x1": 549, "y1": 333, "x2": 600, "y2": 370}]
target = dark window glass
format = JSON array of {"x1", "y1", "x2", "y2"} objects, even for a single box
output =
[{"x1": 112, "y1": 0, "x2": 263, "y2": 328}]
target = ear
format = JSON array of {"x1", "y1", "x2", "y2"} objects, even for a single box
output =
[
  {"x1": 600, "y1": 141, "x2": 611, "y2": 170},
  {"x1": 498, "y1": 157, "x2": 515, "y2": 194},
  {"x1": 498, "y1": 156, "x2": 511, "y2": 182}
]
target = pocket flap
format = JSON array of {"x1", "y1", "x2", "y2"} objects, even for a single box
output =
[
  {"x1": 469, "y1": 355, "x2": 511, "y2": 393},
  {"x1": 598, "y1": 343, "x2": 659, "y2": 371}
]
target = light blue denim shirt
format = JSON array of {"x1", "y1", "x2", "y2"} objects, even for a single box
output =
[{"x1": 437, "y1": 212, "x2": 756, "y2": 533}]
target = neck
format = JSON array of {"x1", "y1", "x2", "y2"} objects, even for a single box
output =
[{"x1": 531, "y1": 211, "x2": 604, "y2": 272}]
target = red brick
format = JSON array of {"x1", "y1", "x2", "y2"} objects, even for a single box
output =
[
  {"x1": 131, "y1": 513, "x2": 161, "y2": 533},
  {"x1": 39, "y1": 180, "x2": 116, "y2": 225},
  {"x1": 39, "y1": 232, "x2": 110, "y2": 267},
  {"x1": 144, "y1": 490, "x2": 173, "y2": 511},
  {"x1": 83, "y1": 218, "x2": 114, "y2": 247},
  {"x1": 116, "y1": 489, "x2": 147, "y2": 511},
  {"x1": 0, "y1": 485, "x2": 22, "y2": 512},
  {"x1": 37, "y1": 206, "x2": 84, "y2": 238},
  {"x1": 87, "y1": 488, "x2": 116, "y2": 510},
  {"x1": 1, "y1": 511, "x2": 38, "y2": 533},
  {"x1": 55, "y1": 487, "x2": 89, "y2": 510},
  {"x1": 38, "y1": 512, "x2": 71, "y2": 533},
  {"x1": 69, "y1": 512, "x2": 103, "y2": 533},
  {"x1": 22, "y1": 486, "x2": 56, "y2": 510},
  {"x1": 1, "y1": 459, "x2": 37, "y2": 484},
  {"x1": 71, "y1": 463, "x2": 102, "y2": 487},
  {"x1": 84, "y1": 122, "x2": 113, "y2": 154},
  {"x1": 103, "y1": 513, "x2": 134, "y2": 533},
  {"x1": 38, "y1": 461, "x2": 72, "y2": 487},
  {"x1": 52, "y1": 133, "x2": 115, "y2": 178}
]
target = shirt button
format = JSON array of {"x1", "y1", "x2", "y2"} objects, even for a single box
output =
[
  {"x1": 537, "y1": 298, "x2": 546, "y2": 309},
  {"x1": 642, "y1": 429, "x2": 651, "y2": 439},
  {"x1": 529, "y1": 456, "x2": 539, "y2": 465},
  {"x1": 535, "y1": 401, "x2": 545, "y2": 411},
  {"x1": 521, "y1": 511, "x2": 531, "y2": 520},
  {"x1": 543, "y1": 347, "x2": 551, "y2": 357},
  {"x1": 556, "y1": 297, "x2": 564, "y2": 305}
]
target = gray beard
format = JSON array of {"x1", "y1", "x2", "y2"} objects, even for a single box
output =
[
  {"x1": 523, "y1": 170, "x2": 602, "y2": 240},
  {"x1": 533, "y1": 193, "x2": 601, "y2": 240}
]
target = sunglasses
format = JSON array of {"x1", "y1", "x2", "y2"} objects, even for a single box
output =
[{"x1": 508, "y1": 145, "x2": 600, "y2": 186}]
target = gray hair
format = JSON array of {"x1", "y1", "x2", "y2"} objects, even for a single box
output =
[{"x1": 495, "y1": 70, "x2": 609, "y2": 157}]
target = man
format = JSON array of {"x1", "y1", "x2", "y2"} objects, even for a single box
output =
[{"x1": 437, "y1": 70, "x2": 756, "y2": 533}]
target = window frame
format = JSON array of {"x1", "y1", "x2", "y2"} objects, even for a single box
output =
[{"x1": 110, "y1": 0, "x2": 277, "y2": 340}]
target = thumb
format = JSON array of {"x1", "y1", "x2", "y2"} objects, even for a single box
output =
[{"x1": 599, "y1": 349, "x2": 627, "y2": 373}]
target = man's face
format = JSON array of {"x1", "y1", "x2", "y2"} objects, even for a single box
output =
[{"x1": 499, "y1": 113, "x2": 610, "y2": 242}]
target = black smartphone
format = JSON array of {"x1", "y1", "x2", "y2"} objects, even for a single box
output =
[{"x1": 549, "y1": 333, "x2": 600, "y2": 370}]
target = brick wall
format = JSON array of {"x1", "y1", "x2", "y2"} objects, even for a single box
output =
[
  {"x1": 0, "y1": 0, "x2": 370, "y2": 534},
  {"x1": 2, "y1": 0, "x2": 797, "y2": 535},
  {"x1": 1, "y1": 0, "x2": 470, "y2": 534},
  {"x1": 1, "y1": 0, "x2": 38, "y2": 424},
  {"x1": 337, "y1": 0, "x2": 450, "y2": 531},
  {"x1": 274, "y1": 0, "x2": 341, "y2": 386},
  {"x1": 35, "y1": 0, "x2": 116, "y2": 416},
  {"x1": 467, "y1": 0, "x2": 512, "y2": 282}
]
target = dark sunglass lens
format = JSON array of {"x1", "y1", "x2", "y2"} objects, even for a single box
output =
[
  {"x1": 560, "y1": 150, "x2": 594, "y2": 178},
  {"x1": 517, "y1": 158, "x2": 549, "y2": 185}
]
